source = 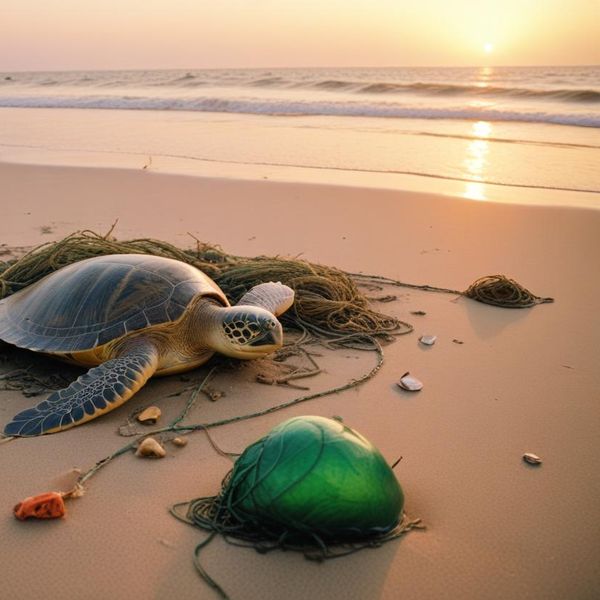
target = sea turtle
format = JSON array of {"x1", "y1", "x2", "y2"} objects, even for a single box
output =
[{"x1": 0, "y1": 254, "x2": 294, "y2": 437}]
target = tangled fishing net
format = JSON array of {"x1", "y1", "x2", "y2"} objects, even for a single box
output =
[
  {"x1": 0, "y1": 230, "x2": 555, "y2": 428},
  {"x1": 171, "y1": 416, "x2": 423, "y2": 599},
  {"x1": 0, "y1": 229, "x2": 407, "y2": 341},
  {"x1": 0, "y1": 229, "x2": 554, "y2": 335},
  {"x1": 464, "y1": 275, "x2": 554, "y2": 308}
]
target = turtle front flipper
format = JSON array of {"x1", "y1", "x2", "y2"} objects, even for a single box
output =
[
  {"x1": 4, "y1": 342, "x2": 159, "y2": 437},
  {"x1": 237, "y1": 282, "x2": 294, "y2": 316}
]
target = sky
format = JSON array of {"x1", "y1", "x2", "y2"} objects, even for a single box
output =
[{"x1": 1, "y1": 0, "x2": 599, "y2": 71}]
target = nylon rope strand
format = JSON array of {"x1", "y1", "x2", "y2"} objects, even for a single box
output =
[
  {"x1": 170, "y1": 493, "x2": 424, "y2": 600},
  {"x1": 73, "y1": 334, "x2": 385, "y2": 489},
  {"x1": 350, "y1": 272, "x2": 554, "y2": 308}
]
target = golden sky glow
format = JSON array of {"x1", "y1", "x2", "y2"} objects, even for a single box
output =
[{"x1": 1, "y1": 0, "x2": 599, "y2": 71}]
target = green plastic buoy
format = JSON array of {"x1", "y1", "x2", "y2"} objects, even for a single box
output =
[{"x1": 228, "y1": 415, "x2": 404, "y2": 538}]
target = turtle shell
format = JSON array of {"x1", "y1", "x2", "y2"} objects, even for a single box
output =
[{"x1": 0, "y1": 254, "x2": 228, "y2": 353}]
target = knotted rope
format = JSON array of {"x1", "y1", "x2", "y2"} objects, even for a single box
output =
[{"x1": 464, "y1": 274, "x2": 554, "y2": 308}]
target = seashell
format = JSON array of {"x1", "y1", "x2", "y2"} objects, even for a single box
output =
[
  {"x1": 135, "y1": 437, "x2": 166, "y2": 458},
  {"x1": 419, "y1": 335, "x2": 437, "y2": 346},
  {"x1": 137, "y1": 406, "x2": 162, "y2": 425},
  {"x1": 397, "y1": 372, "x2": 423, "y2": 392},
  {"x1": 172, "y1": 437, "x2": 188, "y2": 447},
  {"x1": 14, "y1": 491, "x2": 66, "y2": 520},
  {"x1": 523, "y1": 452, "x2": 542, "y2": 465}
]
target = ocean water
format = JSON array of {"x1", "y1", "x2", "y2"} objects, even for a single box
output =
[
  {"x1": 1, "y1": 66, "x2": 599, "y2": 126},
  {"x1": 1, "y1": 66, "x2": 599, "y2": 203}
]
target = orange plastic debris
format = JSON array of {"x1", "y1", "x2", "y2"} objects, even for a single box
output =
[{"x1": 13, "y1": 492, "x2": 66, "y2": 520}]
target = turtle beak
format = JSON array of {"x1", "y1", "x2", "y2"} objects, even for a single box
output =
[{"x1": 250, "y1": 322, "x2": 283, "y2": 348}]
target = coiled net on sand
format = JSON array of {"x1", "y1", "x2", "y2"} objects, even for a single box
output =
[
  {"x1": 0, "y1": 229, "x2": 553, "y2": 337},
  {"x1": 0, "y1": 229, "x2": 408, "y2": 340}
]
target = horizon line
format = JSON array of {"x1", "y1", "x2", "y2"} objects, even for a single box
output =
[{"x1": 1, "y1": 63, "x2": 599, "y2": 74}]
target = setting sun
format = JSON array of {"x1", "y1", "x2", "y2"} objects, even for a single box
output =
[{"x1": 484, "y1": 42, "x2": 494, "y2": 54}]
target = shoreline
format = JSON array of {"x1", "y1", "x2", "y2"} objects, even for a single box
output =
[
  {"x1": 2, "y1": 106, "x2": 599, "y2": 209},
  {"x1": 3, "y1": 150, "x2": 600, "y2": 205},
  {"x1": 1, "y1": 160, "x2": 599, "y2": 599},
  {"x1": 2, "y1": 155, "x2": 600, "y2": 213}
]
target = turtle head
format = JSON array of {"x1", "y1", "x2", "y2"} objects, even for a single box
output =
[{"x1": 215, "y1": 306, "x2": 283, "y2": 359}]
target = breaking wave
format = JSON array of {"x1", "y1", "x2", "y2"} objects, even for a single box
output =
[{"x1": 0, "y1": 93, "x2": 598, "y2": 127}]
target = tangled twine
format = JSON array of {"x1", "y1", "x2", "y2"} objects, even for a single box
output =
[
  {"x1": 216, "y1": 259, "x2": 401, "y2": 337},
  {"x1": 0, "y1": 229, "x2": 408, "y2": 340},
  {"x1": 171, "y1": 480, "x2": 423, "y2": 600},
  {"x1": 0, "y1": 229, "x2": 554, "y2": 325},
  {"x1": 352, "y1": 272, "x2": 554, "y2": 309},
  {"x1": 464, "y1": 275, "x2": 554, "y2": 308}
]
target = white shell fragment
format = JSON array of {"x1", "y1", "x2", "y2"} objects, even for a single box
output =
[
  {"x1": 135, "y1": 437, "x2": 166, "y2": 458},
  {"x1": 137, "y1": 406, "x2": 162, "y2": 425},
  {"x1": 172, "y1": 437, "x2": 188, "y2": 447},
  {"x1": 397, "y1": 372, "x2": 424, "y2": 392},
  {"x1": 523, "y1": 453, "x2": 543, "y2": 465},
  {"x1": 419, "y1": 335, "x2": 437, "y2": 346}
]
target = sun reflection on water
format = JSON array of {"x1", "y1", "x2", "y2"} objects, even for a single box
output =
[
  {"x1": 472, "y1": 120, "x2": 492, "y2": 138},
  {"x1": 479, "y1": 66, "x2": 493, "y2": 81},
  {"x1": 463, "y1": 181, "x2": 487, "y2": 201},
  {"x1": 462, "y1": 120, "x2": 492, "y2": 200}
]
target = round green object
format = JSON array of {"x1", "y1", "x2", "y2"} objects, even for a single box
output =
[{"x1": 225, "y1": 415, "x2": 404, "y2": 539}]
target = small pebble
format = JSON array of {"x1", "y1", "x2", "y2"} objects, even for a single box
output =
[
  {"x1": 172, "y1": 437, "x2": 188, "y2": 447},
  {"x1": 137, "y1": 406, "x2": 161, "y2": 425},
  {"x1": 136, "y1": 437, "x2": 166, "y2": 458},
  {"x1": 523, "y1": 453, "x2": 542, "y2": 465},
  {"x1": 397, "y1": 372, "x2": 423, "y2": 392}
]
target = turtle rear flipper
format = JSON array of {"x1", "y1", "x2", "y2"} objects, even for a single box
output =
[
  {"x1": 237, "y1": 282, "x2": 294, "y2": 316},
  {"x1": 4, "y1": 342, "x2": 159, "y2": 437}
]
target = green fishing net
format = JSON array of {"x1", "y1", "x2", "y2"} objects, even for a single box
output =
[{"x1": 172, "y1": 416, "x2": 423, "y2": 599}]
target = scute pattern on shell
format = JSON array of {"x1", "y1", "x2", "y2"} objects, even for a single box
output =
[{"x1": 0, "y1": 254, "x2": 228, "y2": 353}]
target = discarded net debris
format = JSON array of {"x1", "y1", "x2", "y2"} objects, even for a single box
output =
[
  {"x1": 0, "y1": 229, "x2": 409, "y2": 341},
  {"x1": 171, "y1": 415, "x2": 423, "y2": 599},
  {"x1": 464, "y1": 274, "x2": 554, "y2": 308}
]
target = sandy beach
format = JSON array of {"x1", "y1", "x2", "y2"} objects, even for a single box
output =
[{"x1": 1, "y1": 160, "x2": 599, "y2": 599}]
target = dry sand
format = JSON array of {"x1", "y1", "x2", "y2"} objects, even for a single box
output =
[{"x1": 0, "y1": 162, "x2": 599, "y2": 600}]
